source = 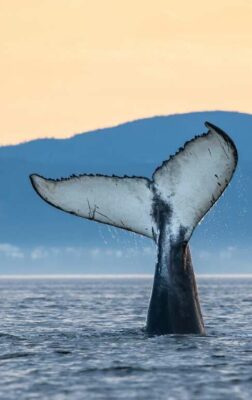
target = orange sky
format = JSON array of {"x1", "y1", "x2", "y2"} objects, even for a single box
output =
[{"x1": 1, "y1": 0, "x2": 252, "y2": 145}]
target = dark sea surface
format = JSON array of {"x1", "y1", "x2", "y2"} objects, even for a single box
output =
[{"x1": 0, "y1": 276, "x2": 251, "y2": 400}]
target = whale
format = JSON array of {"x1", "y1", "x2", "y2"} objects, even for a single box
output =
[{"x1": 30, "y1": 122, "x2": 238, "y2": 335}]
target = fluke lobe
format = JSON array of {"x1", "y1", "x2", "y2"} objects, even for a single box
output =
[{"x1": 30, "y1": 122, "x2": 238, "y2": 335}]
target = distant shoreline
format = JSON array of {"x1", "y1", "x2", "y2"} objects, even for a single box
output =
[{"x1": 0, "y1": 274, "x2": 252, "y2": 280}]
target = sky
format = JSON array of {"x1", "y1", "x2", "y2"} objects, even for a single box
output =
[{"x1": 1, "y1": 0, "x2": 252, "y2": 145}]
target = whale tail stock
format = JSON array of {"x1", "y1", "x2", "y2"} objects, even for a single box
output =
[{"x1": 30, "y1": 122, "x2": 238, "y2": 243}]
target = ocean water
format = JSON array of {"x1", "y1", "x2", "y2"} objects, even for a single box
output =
[{"x1": 0, "y1": 276, "x2": 251, "y2": 400}]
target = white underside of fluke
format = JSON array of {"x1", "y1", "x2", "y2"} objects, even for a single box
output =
[
  {"x1": 153, "y1": 123, "x2": 238, "y2": 238},
  {"x1": 30, "y1": 122, "x2": 238, "y2": 240},
  {"x1": 31, "y1": 174, "x2": 154, "y2": 237}
]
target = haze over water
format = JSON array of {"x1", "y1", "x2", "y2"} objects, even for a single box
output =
[{"x1": 0, "y1": 276, "x2": 251, "y2": 399}]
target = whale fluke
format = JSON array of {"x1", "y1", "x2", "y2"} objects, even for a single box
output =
[
  {"x1": 30, "y1": 122, "x2": 238, "y2": 335},
  {"x1": 30, "y1": 122, "x2": 237, "y2": 242}
]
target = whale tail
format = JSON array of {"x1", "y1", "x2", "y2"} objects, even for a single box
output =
[{"x1": 30, "y1": 122, "x2": 238, "y2": 241}]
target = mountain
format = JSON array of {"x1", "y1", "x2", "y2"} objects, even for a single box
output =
[{"x1": 0, "y1": 111, "x2": 251, "y2": 274}]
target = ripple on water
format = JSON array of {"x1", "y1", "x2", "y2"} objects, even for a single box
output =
[{"x1": 0, "y1": 277, "x2": 251, "y2": 399}]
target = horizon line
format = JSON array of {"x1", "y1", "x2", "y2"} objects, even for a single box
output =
[{"x1": 0, "y1": 274, "x2": 252, "y2": 280}]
